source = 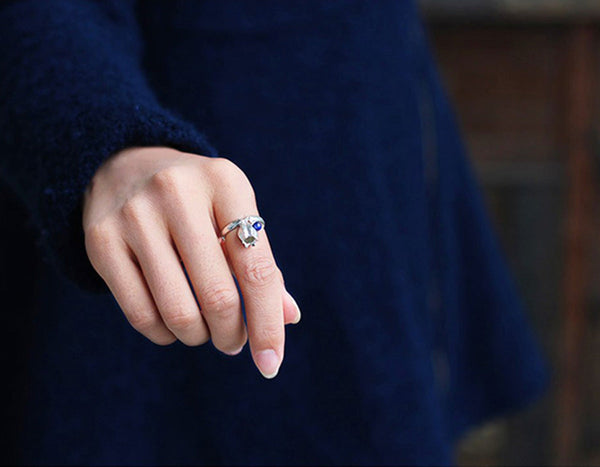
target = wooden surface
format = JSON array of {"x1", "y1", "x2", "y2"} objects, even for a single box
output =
[
  {"x1": 556, "y1": 25, "x2": 596, "y2": 465},
  {"x1": 421, "y1": 0, "x2": 600, "y2": 22},
  {"x1": 427, "y1": 15, "x2": 600, "y2": 466}
]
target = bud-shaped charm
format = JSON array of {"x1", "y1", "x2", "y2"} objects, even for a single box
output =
[
  {"x1": 219, "y1": 215, "x2": 265, "y2": 248},
  {"x1": 237, "y1": 220, "x2": 259, "y2": 248}
]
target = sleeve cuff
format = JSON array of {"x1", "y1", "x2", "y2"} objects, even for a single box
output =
[{"x1": 37, "y1": 104, "x2": 220, "y2": 293}]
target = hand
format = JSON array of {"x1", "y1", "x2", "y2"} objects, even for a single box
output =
[{"x1": 82, "y1": 147, "x2": 301, "y2": 378}]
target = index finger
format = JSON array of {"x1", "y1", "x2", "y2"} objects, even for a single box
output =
[{"x1": 215, "y1": 204, "x2": 284, "y2": 379}]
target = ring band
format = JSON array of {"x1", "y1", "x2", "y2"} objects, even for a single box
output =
[{"x1": 219, "y1": 215, "x2": 265, "y2": 248}]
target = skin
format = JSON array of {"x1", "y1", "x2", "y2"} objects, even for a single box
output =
[{"x1": 82, "y1": 147, "x2": 301, "y2": 379}]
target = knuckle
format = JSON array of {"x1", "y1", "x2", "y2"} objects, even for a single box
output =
[
  {"x1": 150, "y1": 166, "x2": 184, "y2": 193},
  {"x1": 153, "y1": 335, "x2": 178, "y2": 346},
  {"x1": 128, "y1": 311, "x2": 161, "y2": 333},
  {"x1": 149, "y1": 167, "x2": 192, "y2": 209},
  {"x1": 120, "y1": 196, "x2": 149, "y2": 225},
  {"x1": 243, "y1": 255, "x2": 278, "y2": 286},
  {"x1": 199, "y1": 333, "x2": 211, "y2": 346},
  {"x1": 85, "y1": 221, "x2": 113, "y2": 248},
  {"x1": 210, "y1": 157, "x2": 241, "y2": 176},
  {"x1": 84, "y1": 222, "x2": 119, "y2": 267},
  {"x1": 210, "y1": 158, "x2": 254, "y2": 192},
  {"x1": 202, "y1": 285, "x2": 239, "y2": 317},
  {"x1": 163, "y1": 310, "x2": 198, "y2": 331},
  {"x1": 180, "y1": 334, "x2": 211, "y2": 348},
  {"x1": 216, "y1": 334, "x2": 248, "y2": 355}
]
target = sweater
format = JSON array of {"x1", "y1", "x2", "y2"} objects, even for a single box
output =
[{"x1": 0, "y1": 0, "x2": 548, "y2": 465}]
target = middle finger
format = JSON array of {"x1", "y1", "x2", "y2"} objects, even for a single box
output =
[{"x1": 168, "y1": 203, "x2": 247, "y2": 355}]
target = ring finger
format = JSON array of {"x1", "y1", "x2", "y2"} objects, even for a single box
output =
[
  {"x1": 168, "y1": 203, "x2": 247, "y2": 355},
  {"x1": 125, "y1": 210, "x2": 210, "y2": 346}
]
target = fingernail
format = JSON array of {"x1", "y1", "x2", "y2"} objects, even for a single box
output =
[
  {"x1": 255, "y1": 349, "x2": 281, "y2": 379},
  {"x1": 288, "y1": 292, "x2": 302, "y2": 324}
]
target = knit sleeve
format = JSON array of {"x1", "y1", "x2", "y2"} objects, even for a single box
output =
[{"x1": 0, "y1": 0, "x2": 219, "y2": 293}]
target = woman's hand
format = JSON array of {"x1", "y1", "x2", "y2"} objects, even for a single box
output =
[{"x1": 82, "y1": 147, "x2": 300, "y2": 378}]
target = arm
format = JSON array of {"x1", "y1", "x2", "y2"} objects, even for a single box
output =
[
  {"x1": 0, "y1": 0, "x2": 300, "y2": 377},
  {"x1": 0, "y1": 0, "x2": 217, "y2": 291}
]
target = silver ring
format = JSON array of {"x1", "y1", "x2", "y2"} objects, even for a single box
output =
[{"x1": 219, "y1": 215, "x2": 265, "y2": 248}]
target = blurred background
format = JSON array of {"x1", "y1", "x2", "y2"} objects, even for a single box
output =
[
  {"x1": 419, "y1": 0, "x2": 600, "y2": 465},
  {"x1": 1, "y1": 1, "x2": 598, "y2": 465}
]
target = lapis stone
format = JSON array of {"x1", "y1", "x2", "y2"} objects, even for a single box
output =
[{"x1": 253, "y1": 222, "x2": 262, "y2": 231}]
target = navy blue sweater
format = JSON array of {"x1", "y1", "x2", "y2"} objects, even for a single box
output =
[{"x1": 0, "y1": 1, "x2": 548, "y2": 465}]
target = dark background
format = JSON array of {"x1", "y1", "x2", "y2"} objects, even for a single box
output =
[
  {"x1": 420, "y1": 0, "x2": 600, "y2": 464},
  {"x1": 1, "y1": 1, "x2": 599, "y2": 465}
]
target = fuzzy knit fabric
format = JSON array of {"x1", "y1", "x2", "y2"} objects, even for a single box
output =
[{"x1": 0, "y1": 0, "x2": 549, "y2": 465}]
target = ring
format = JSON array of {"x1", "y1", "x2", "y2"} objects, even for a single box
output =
[{"x1": 219, "y1": 215, "x2": 266, "y2": 248}]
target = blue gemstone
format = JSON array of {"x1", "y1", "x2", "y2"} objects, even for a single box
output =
[{"x1": 252, "y1": 221, "x2": 262, "y2": 231}]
